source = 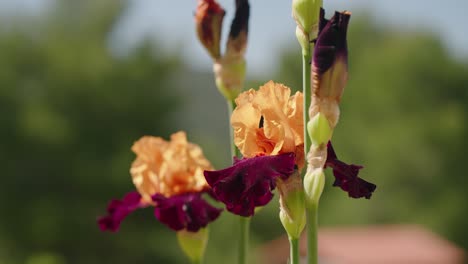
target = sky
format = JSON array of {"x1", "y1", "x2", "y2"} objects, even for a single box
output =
[{"x1": 1, "y1": 0, "x2": 467, "y2": 76}]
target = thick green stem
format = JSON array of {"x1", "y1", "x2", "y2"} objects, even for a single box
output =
[
  {"x1": 306, "y1": 203, "x2": 318, "y2": 264},
  {"x1": 238, "y1": 217, "x2": 250, "y2": 264},
  {"x1": 302, "y1": 41, "x2": 318, "y2": 264},
  {"x1": 289, "y1": 237, "x2": 300, "y2": 264},
  {"x1": 227, "y1": 99, "x2": 249, "y2": 264},
  {"x1": 302, "y1": 50, "x2": 312, "y2": 175},
  {"x1": 191, "y1": 259, "x2": 201, "y2": 264}
]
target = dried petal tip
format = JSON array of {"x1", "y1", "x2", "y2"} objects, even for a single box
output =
[
  {"x1": 195, "y1": 0, "x2": 225, "y2": 60},
  {"x1": 325, "y1": 142, "x2": 376, "y2": 199},
  {"x1": 153, "y1": 192, "x2": 222, "y2": 232},
  {"x1": 204, "y1": 153, "x2": 296, "y2": 216},
  {"x1": 97, "y1": 192, "x2": 142, "y2": 232}
]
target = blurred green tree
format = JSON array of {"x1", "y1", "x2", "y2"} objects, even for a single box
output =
[{"x1": 0, "y1": 1, "x2": 183, "y2": 263}]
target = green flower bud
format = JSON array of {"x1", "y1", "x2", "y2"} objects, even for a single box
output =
[
  {"x1": 307, "y1": 112, "x2": 333, "y2": 147},
  {"x1": 213, "y1": 56, "x2": 246, "y2": 101},
  {"x1": 277, "y1": 171, "x2": 306, "y2": 239},
  {"x1": 303, "y1": 168, "x2": 325, "y2": 207},
  {"x1": 292, "y1": 0, "x2": 322, "y2": 35},
  {"x1": 295, "y1": 26, "x2": 310, "y2": 55},
  {"x1": 177, "y1": 228, "x2": 209, "y2": 263}
]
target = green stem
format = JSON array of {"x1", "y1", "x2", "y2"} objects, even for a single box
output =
[
  {"x1": 227, "y1": 99, "x2": 241, "y2": 158},
  {"x1": 238, "y1": 216, "x2": 250, "y2": 264},
  {"x1": 306, "y1": 203, "x2": 318, "y2": 264},
  {"x1": 302, "y1": 49, "x2": 312, "y2": 175},
  {"x1": 289, "y1": 237, "x2": 300, "y2": 264},
  {"x1": 191, "y1": 259, "x2": 201, "y2": 264},
  {"x1": 303, "y1": 41, "x2": 318, "y2": 264},
  {"x1": 227, "y1": 99, "x2": 249, "y2": 264}
]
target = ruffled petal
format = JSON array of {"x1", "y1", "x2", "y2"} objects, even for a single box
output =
[
  {"x1": 97, "y1": 192, "x2": 143, "y2": 232},
  {"x1": 325, "y1": 142, "x2": 376, "y2": 199},
  {"x1": 130, "y1": 132, "x2": 213, "y2": 202},
  {"x1": 153, "y1": 192, "x2": 222, "y2": 232},
  {"x1": 204, "y1": 153, "x2": 295, "y2": 216},
  {"x1": 231, "y1": 82, "x2": 304, "y2": 167}
]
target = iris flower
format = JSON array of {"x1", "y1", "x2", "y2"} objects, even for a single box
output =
[
  {"x1": 98, "y1": 131, "x2": 222, "y2": 232},
  {"x1": 310, "y1": 9, "x2": 376, "y2": 199},
  {"x1": 204, "y1": 81, "x2": 303, "y2": 216}
]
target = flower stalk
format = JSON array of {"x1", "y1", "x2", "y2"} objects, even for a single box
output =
[
  {"x1": 195, "y1": 1, "x2": 251, "y2": 263},
  {"x1": 293, "y1": 1, "x2": 322, "y2": 264},
  {"x1": 228, "y1": 98, "x2": 251, "y2": 264},
  {"x1": 289, "y1": 237, "x2": 300, "y2": 264}
]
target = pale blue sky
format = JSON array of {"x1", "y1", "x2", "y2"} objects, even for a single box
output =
[{"x1": 1, "y1": 0, "x2": 467, "y2": 76}]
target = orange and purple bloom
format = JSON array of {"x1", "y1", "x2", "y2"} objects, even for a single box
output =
[
  {"x1": 98, "y1": 132, "x2": 222, "y2": 232},
  {"x1": 204, "y1": 81, "x2": 303, "y2": 216},
  {"x1": 310, "y1": 9, "x2": 376, "y2": 199}
]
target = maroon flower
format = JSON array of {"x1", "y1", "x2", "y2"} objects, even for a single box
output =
[
  {"x1": 204, "y1": 153, "x2": 296, "y2": 216},
  {"x1": 98, "y1": 192, "x2": 143, "y2": 232},
  {"x1": 325, "y1": 142, "x2": 376, "y2": 199},
  {"x1": 153, "y1": 192, "x2": 222, "y2": 232}
]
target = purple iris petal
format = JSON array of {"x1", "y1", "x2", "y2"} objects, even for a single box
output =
[
  {"x1": 325, "y1": 142, "x2": 376, "y2": 199},
  {"x1": 204, "y1": 153, "x2": 295, "y2": 217},
  {"x1": 313, "y1": 8, "x2": 350, "y2": 75},
  {"x1": 98, "y1": 192, "x2": 142, "y2": 232},
  {"x1": 152, "y1": 192, "x2": 222, "y2": 232}
]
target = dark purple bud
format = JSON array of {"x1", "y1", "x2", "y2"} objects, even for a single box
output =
[
  {"x1": 152, "y1": 192, "x2": 222, "y2": 232},
  {"x1": 204, "y1": 153, "x2": 295, "y2": 217},
  {"x1": 325, "y1": 142, "x2": 376, "y2": 199},
  {"x1": 226, "y1": 0, "x2": 249, "y2": 57},
  {"x1": 312, "y1": 9, "x2": 350, "y2": 103},
  {"x1": 97, "y1": 192, "x2": 142, "y2": 232}
]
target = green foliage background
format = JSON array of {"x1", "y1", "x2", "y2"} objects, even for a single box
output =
[{"x1": 0, "y1": 1, "x2": 466, "y2": 263}]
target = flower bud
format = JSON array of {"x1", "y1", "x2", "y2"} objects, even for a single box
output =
[
  {"x1": 177, "y1": 228, "x2": 209, "y2": 263},
  {"x1": 295, "y1": 26, "x2": 310, "y2": 55},
  {"x1": 213, "y1": 56, "x2": 246, "y2": 101},
  {"x1": 195, "y1": 0, "x2": 225, "y2": 60},
  {"x1": 277, "y1": 170, "x2": 306, "y2": 239},
  {"x1": 226, "y1": 0, "x2": 250, "y2": 58},
  {"x1": 307, "y1": 112, "x2": 332, "y2": 147},
  {"x1": 292, "y1": 0, "x2": 322, "y2": 36},
  {"x1": 310, "y1": 9, "x2": 351, "y2": 129},
  {"x1": 303, "y1": 168, "x2": 325, "y2": 207}
]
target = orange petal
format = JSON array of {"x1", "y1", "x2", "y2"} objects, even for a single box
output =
[
  {"x1": 130, "y1": 132, "x2": 213, "y2": 201},
  {"x1": 231, "y1": 81, "x2": 304, "y2": 162}
]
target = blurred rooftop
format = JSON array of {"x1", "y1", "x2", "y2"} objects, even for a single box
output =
[{"x1": 258, "y1": 225, "x2": 466, "y2": 264}]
